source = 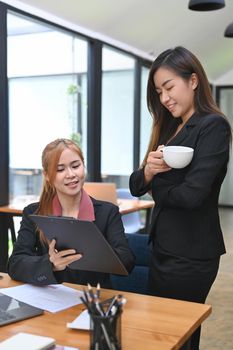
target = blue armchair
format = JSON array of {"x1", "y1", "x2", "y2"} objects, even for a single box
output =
[{"x1": 110, "y1": 233, "x2": 151, "y2": 295}]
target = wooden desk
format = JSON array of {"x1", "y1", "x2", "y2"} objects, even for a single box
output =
[
  {"x1": 0, "y1": 198, "x2": 154, "y2": 272},
  {"x1": 0, "y1": 273, "x2": 211, "y2": 350},
  {"x1": 118, "y1": 198, "x2": 154, "y2": 215},
  {"x1": 0, "y1": 195, "x2": 40, "y2": 215},
  {"x1": 0, "y1": 198, "x2": 154, "y2": 215}
]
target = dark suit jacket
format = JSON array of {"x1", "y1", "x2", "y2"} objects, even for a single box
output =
[
  {"x1": 130, "y1": 113, "x2": 231, "y2": 259},
  {"x1": 7, "y1": 198, "x2": 135, "y2": 287}
]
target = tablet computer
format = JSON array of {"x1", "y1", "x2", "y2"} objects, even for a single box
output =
[
  {"x1": 29, "y1": 215, "x2": 128, "y2": 276},
  {"x1": 0, "y1": 293, "x2": 43, "y2": 327}
]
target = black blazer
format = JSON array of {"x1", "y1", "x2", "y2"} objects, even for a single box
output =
[
  {"x1": 130, "y1": 113, "x2": 231, "y2": 259},
  {"x1": 8, "y1": 198, "x2": 135, "y2": 287}
]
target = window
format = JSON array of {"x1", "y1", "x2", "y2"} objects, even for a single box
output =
[
  {"x1": 217, "y1": 87, "x2": 233, "y2": 205},
  {"x1": 101, "y1": 46, "x2": 135, "y2": 187},
  {"x1": 140, "y1": 66, "x2": 152, "y2": 165},
  {"x1": 7, "y1": 12, "x2": 88, "y2": 199}
]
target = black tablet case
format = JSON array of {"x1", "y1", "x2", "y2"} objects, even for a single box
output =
[{"x1": 29, "y1": 215, "x2": 128, "y2": 276}]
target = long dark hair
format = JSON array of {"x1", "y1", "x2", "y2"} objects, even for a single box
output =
[{"x1": 143, "y1": 46, "x2": 228, "y2": 166}]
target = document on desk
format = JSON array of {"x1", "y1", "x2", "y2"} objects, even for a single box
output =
[
  {"x1": 0, "y1": 284, "x2": 83, "y2": 313},
  {"x1": 67, "y1": 309, "x2": 90, "y2": 330}
]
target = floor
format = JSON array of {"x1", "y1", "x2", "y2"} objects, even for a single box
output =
[{"x1": 200, "y1": 207, "x2": 233, "y2": 349}]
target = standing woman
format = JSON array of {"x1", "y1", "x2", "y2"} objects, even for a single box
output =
[
  {"x1": 8, "y1": 139, "x2": 135, "y2": 287},
  {"x1": 130, "y1": 46, "x2": 231, "y2": 349}
]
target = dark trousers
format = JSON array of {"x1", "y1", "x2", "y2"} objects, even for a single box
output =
[{"x1": 148, "y1": 244, "x2": 220, "y2": 350}]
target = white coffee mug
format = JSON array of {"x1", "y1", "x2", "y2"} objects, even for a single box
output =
[{"x1": 163, "y1": 146, "x2": 194, "y2": 169}]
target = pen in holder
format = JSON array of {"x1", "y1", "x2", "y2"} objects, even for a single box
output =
[
  {"x1": 90, "y1": 310, "x2": 122, "y2": 350},
  {"x1": 80, "y1": 283, "x2": 125, "y2": 350}
]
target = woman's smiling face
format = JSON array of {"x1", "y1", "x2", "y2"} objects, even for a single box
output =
[
  {"x1": 52, "y1": 148, "x2": 85, "y2": 199},
  {"x1": 154, "y1": 67, "x2": 198, "y2": 123}
]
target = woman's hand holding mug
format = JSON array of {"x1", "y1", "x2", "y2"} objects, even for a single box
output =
[{"x1": 144, "y1": 145, "x2": 171, "y2": 183}]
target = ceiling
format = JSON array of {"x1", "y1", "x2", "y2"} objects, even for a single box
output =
[{"x1": 4, "y1": 0, "x2": 233, "y2": 84}]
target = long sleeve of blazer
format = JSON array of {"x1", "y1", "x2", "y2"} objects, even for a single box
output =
[
  {"x1": 7, "y1": 198, "x2": 135, "y2": 286},
  {"x1": 130, "y1": 113, "x2": 231, "y2": 259}
]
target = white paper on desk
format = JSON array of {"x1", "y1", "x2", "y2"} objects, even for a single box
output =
[
  {"x1": 0, "y1": 284, "x2": 83, "y2": 313},
  {"x1": 67, "y1": 309, "x2": 90, "y2": 330}
]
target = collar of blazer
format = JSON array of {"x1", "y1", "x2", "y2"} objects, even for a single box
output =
[{"x1": 167, "y1": 112, "x2": 199, "y2": 146}]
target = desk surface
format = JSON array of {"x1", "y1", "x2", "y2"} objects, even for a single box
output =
[
  {"x1": 0, "y1": 273, "x2": 211, "y2": 350},
  {"x1": 118, "y1": 198, "x2": 154, "y2": 215},
  {"x1": 0, "y1": 196, "x2": 154, "y2": 216}
]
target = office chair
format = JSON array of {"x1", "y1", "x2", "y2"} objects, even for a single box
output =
[
  {"x1": 110, "y1": 232, "x2": 150, "y2": 295},
  {"x1": 83, "y1": 182, "x2": 118, "y2": 204},
  {"x1": 116, "y1": 188, "x2": 144, "y2": 234}
]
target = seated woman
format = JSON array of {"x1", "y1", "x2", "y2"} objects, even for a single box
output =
[{"x1": 8, "y1": 138, "x2": 135, "y2": 287}]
